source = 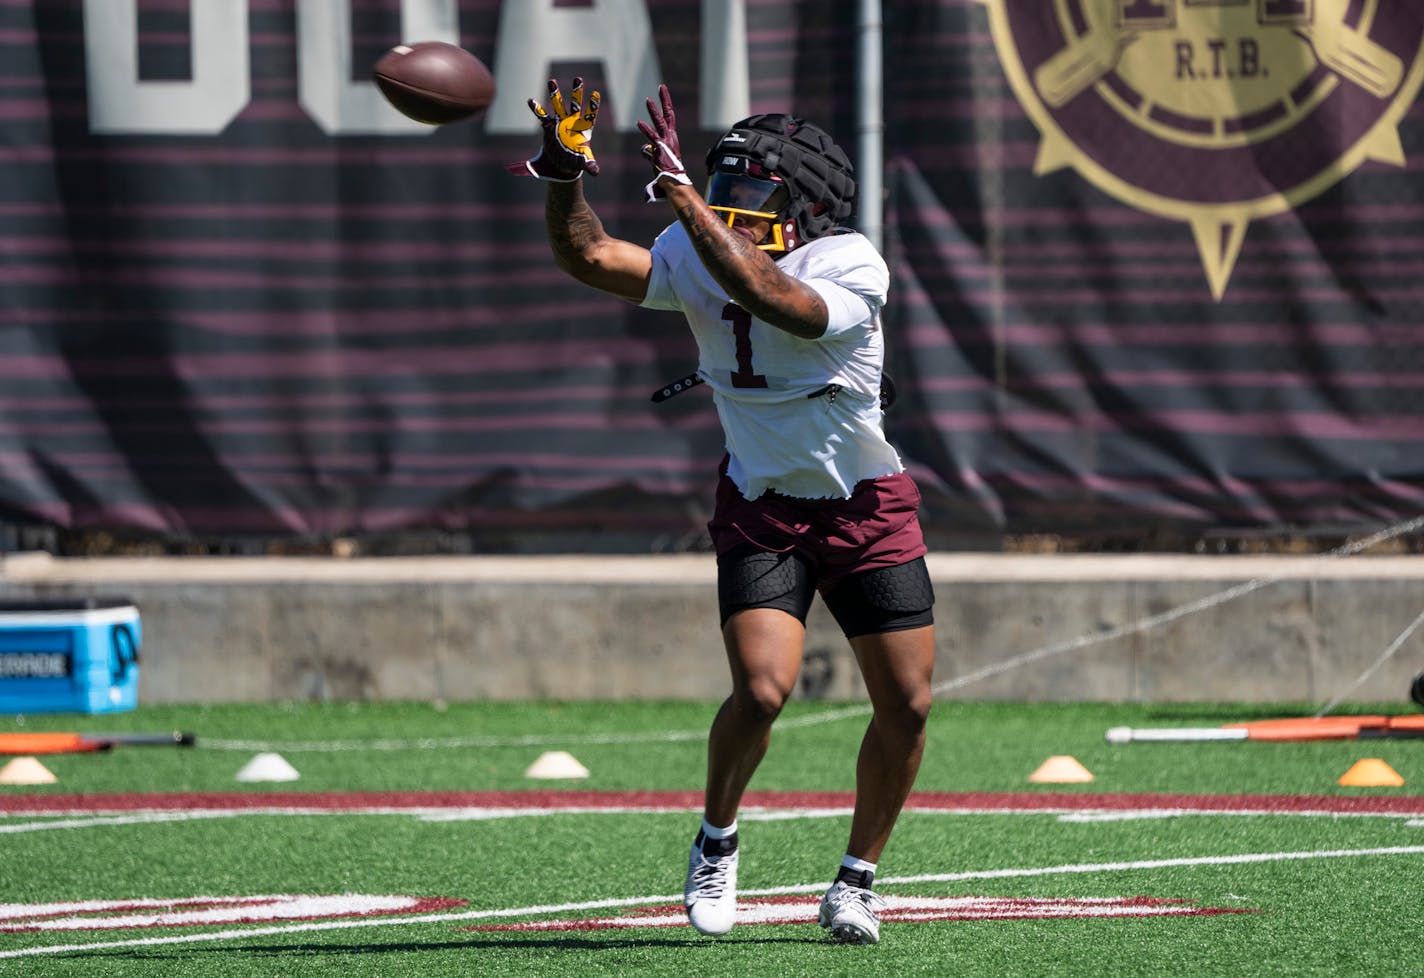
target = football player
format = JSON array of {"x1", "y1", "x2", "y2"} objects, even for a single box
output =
[{"x1": 511, "y1": 80, "x2": 936, "y2": 945}]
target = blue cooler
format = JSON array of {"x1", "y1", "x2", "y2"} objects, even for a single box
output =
[{"x1": 0, "y1": 598, "x2": 141, "y2": 714}]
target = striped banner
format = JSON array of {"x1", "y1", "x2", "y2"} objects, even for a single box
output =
[{"x1": 1, "y1": 0, "x2": 1421, "y2": 546}]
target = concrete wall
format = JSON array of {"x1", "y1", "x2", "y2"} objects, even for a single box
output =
[{"x1": 1, "y1": 551, "x2": 1422, "y2": 705}]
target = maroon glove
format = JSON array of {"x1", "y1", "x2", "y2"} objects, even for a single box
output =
[
  {"x1": 637, "y1": 84, "x2": 693, "y2": 200},
  {"x1": 506, "y1": 78, "x2": 601, "y2": 182}
]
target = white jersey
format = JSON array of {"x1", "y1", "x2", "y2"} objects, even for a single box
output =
[{"x1": 641, "y1": 223, "x2": 904, "y2": 500}]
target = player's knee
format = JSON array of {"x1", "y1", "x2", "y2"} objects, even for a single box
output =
[
  {"x1": 877, "y1": 685, "x2": 932, "y2": 740},
  {"x1": 906, "y1": 687, "x2": 934, "y2": 729},
  {"x1": 733, "y1": 677, "x2": 791, "y2": 725}
]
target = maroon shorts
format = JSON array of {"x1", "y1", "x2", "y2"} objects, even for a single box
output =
[{"x1": 707, "y1": 461, "x2": 928, "y2": 594}]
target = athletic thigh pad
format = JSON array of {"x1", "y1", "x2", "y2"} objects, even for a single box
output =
[
  {"x1": 717, "y1": 546, "x2": 816, "y2": 626},
  {"x1": 822, "y1": 557, "x2": 935, "y2": 638}
]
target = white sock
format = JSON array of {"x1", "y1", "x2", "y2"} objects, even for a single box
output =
[
  {"x1": 701, "y1": 818, "x2": 737, "y2": 840},
  {"x1": 841, "y1": 855, "x2": 877, "y2": 875}
]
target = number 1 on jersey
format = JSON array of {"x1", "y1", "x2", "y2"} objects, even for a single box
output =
[{"x1": 721, "y1": 303, "x2": 768, "y2": 389}]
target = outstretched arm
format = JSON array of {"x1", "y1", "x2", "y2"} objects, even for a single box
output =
[
  {"x1": 639, "y1": 85, "x2": 828, "y2": 340},
  {"x1": 509, "y1": 77, "x2": 651, "y2": 304},
  {"x1": 545, "y1": 180, "x2": 651, "y2": 304}
]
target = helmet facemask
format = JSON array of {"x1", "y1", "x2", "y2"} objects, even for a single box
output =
[{"x1": 706, "y1": 166, "x2": 793, "y2": 252}]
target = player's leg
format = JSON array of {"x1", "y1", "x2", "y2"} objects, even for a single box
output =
[
  {"x1": 817, "y1": 557, "x2": 936, "y2": 944},
  {"x1": 705, "y1": 605, "x2": 807, "y2": 825},
  {"x1": 705, "y1": 544, "x2": 816, "y2": 821},
  {"x1": 684, "y1": 545, "x2": 815, "y2": 937},
  {"x1": 844, "y1": 621, "x2": 935, "y2": 862}
]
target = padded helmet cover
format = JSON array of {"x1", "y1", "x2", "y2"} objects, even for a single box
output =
[{"x1": 705, "y1": 114, "x2": 856, "y2": 242}]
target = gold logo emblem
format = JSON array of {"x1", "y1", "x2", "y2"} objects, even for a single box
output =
[{"x1": 982, "y1": 0, "x2": 1423, "y2": 297}]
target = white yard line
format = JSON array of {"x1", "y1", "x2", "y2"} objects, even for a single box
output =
[
  {"x1": 3, "y1": 844, "x2": 1423, "y2": 959},
  {"x1": 0, "y1": 806, "x2": 701, "y2": 833}
]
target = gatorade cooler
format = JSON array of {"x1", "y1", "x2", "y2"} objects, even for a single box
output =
[{"x1": 0, "y1": 598, "x2": 141, "y2": 714}]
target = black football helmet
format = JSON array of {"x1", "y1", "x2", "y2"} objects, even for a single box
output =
[{"x1": 704, "y1": 114, "x2": 856, "y2": 253}]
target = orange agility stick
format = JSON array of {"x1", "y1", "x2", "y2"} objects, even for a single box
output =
[
  {"x1": 1222, "y1": 716, "x2": 1391, "y2": 741},
  {"x1": 0, "y1": 731, "x2": 195, "y2": 755},
  {"x1": 1106, "y1": 716, "x2": 1424, "y2": 743},
  {"x1": 0, "y1": 733, "x2": 108, "y2": 755}
]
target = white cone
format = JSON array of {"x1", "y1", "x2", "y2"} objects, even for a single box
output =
[
  {"x1": 0, "y1": 756, "x2": 57, "y2": 785},
  {"x1": 235, "y1": 752, "x2": 301, "y2": 783},
  {"x1": 524, "y1": 750, "x2": 589, "y2": 780}
]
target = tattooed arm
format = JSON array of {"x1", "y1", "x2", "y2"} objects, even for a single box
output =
[
  {"x1": 545, "y1": 180, "x2": 652, "y2": 304},
  {"x1": 659, "y1": 181, "x2": 828, "y2": 340}
]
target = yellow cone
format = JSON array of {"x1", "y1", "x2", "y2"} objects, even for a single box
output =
[
  {"x1": 0, "y1": 756, "x2": 57, "y2": 785},
  {"x1": 1337, "y1": 758, "x2": 1404, "y2": 787},
  {"x1": 1028, "y1": 755, "x2": 1095, "y2": 783}
]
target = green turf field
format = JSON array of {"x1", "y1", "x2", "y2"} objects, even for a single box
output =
[{"x1": 1, "y1": 699, "x2": 1421, "y2": 976}]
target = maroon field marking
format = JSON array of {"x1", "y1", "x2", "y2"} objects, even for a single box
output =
[{"x1": 3, "y1": 789, "x2": 1422, "y2": 816}]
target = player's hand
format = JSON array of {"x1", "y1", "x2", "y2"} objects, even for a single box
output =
[
  {"x1": 638, "y1": 84, "x2": 693, "y2": 200},
  {"x1": 506, "y1": 77, "x2": 601, "y2": 181}
]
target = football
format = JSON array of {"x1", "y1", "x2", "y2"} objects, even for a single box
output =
[{"x1": 373, "y1": 41, "x2": 495, "y2": 125}]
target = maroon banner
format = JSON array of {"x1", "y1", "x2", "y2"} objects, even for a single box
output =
[{"x1": 1, "y1": 1, "x2": 1421, "y2": 549}]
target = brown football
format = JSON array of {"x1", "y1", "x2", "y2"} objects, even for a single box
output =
[{"x1": 373, "y1": 41, "x2": 495, "y2": 125}]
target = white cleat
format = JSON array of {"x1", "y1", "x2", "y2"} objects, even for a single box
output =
[
  {"x1": 818, "y1": 880, "x2": 887, "y2": 944},
  {"x1": 684, "y1": 840, "x2": 739, "y2": 937}
]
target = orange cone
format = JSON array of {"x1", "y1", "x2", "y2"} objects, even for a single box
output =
[
  {"x1": 1028, "y1": 755, "x2": 1095, "y2": 783},
  {"x1": 1337, "y1": 758, "x2": 1404, "y2": 787}
]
